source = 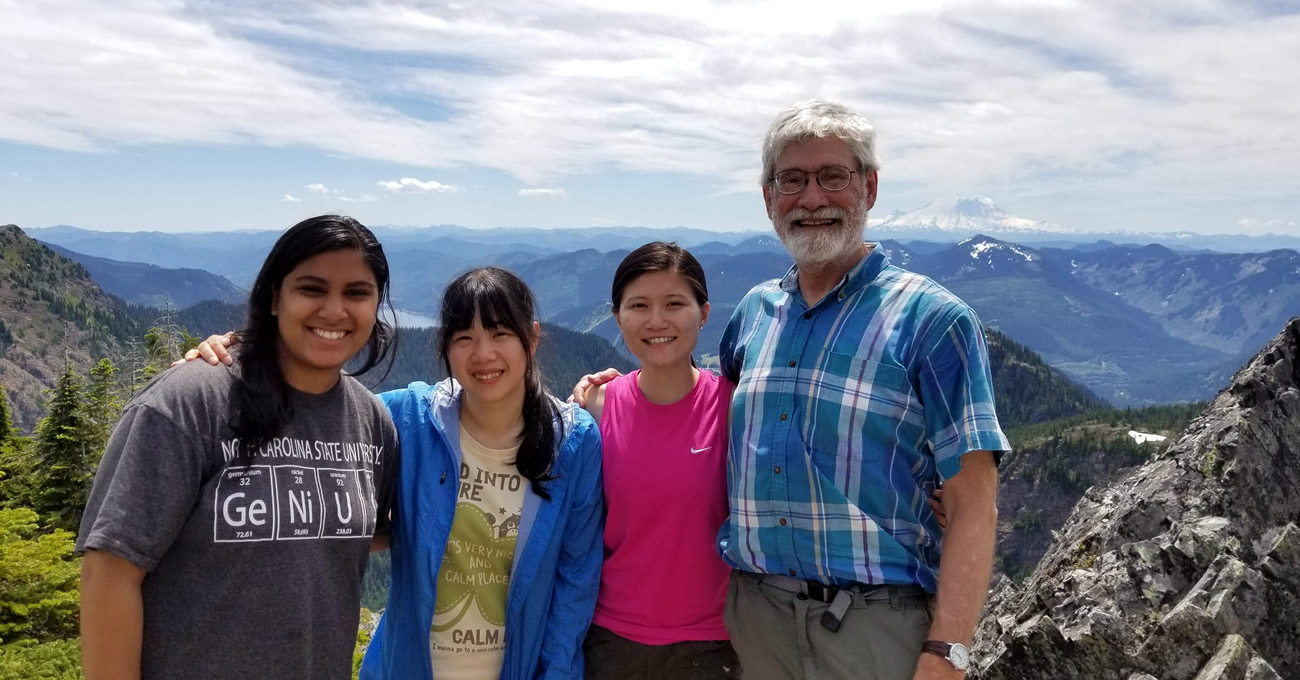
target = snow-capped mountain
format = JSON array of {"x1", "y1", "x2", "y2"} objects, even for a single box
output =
[{"x1": 874, "y1": 196, "x2": 1076, "y2": 236}]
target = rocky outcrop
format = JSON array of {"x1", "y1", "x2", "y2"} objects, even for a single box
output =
[{"x1": 973, "y1": 318, "x2": 1300, "y2": 680}]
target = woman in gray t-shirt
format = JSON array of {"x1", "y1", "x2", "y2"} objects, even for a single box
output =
[{"x1": 78, "y1": 215, "x2": 401, "y2": 680}]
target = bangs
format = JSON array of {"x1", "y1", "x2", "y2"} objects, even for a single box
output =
[{"x1": 439, "y1": 268, "x2": 535, "y2": 339}]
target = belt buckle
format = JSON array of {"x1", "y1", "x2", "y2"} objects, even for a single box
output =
[{"x1": 806, "y1": 581, "x2": 836, "y2": 603}]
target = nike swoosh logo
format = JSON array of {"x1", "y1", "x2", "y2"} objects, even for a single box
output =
[{"x1": 691, "y1": 447, "x2": 711, "y2": 454}]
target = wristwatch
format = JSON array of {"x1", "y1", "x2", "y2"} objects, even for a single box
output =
[{"x1": 922, "y1": 641, "x2": 970, "y2": 671}]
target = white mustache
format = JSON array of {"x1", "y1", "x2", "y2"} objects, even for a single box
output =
[{"x1": 782, "y1": 207, "x2": 848, "y2": 225}]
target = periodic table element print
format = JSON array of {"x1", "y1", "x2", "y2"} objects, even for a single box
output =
[
  {"x1": 319, "y1": 468, "x2": 376, "y2": 539},
  {"x1": 214, "y1": 466, "x2": 276, "y2": 543},
  {"x1": 274, "y1": 465, "x2": 325, "y2": 540}
]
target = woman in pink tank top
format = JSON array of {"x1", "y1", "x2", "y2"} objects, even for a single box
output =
[{"x1": 580, "y1": 242, "x2": 740, "y2": 679}]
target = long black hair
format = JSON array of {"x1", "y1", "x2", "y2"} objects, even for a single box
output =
[
  {"x1": 438, "y1": 267, "x2": 557, "y2": 498},
  {"x1": 230, "y1": 214, "x2": 396, "y2": 451}
]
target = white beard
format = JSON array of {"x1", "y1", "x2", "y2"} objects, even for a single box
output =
[{"x1": 773, "y1": 200, "x2": 869, "y2": 268}]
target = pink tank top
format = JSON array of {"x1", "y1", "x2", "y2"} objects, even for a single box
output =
[{"x1": 591, "y1": 369, "x2": 732, "y2": 645}]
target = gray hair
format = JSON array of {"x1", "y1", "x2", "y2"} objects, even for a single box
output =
[{"x1": 760, "y1": 99, "x2": 880, "y2": 185}]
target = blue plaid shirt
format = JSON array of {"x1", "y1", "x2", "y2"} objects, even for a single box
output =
[{"x1": 719, "y1": 245, "x2": 1009, "y2": 592}]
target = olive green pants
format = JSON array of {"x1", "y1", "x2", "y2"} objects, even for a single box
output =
[{"x1": 723, "y1": 570, "x2": 932, "y2": 680}]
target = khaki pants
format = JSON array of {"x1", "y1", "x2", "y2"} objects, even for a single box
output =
[{"x1": 723, "y1": 570, "x2": 932, "y2": 680}]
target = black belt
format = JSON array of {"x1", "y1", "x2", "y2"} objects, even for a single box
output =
[{"x1": 757, "y1": 574, "x2": 927, "y2": 633}]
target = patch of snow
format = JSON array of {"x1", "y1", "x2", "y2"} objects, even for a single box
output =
[{"x1": 1128, "y1": 430, "x2": 1168, "y2": 445}]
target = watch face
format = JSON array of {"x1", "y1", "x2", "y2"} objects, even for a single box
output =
[{"x1": 950, "y1": 643, "x2": 970, "y2": 670}]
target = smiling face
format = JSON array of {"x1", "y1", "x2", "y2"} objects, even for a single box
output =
[
  {"x1": 763, "y1": 135, "x2": 878, "y2": 268},
  {"x1": 614, "y1": 269, "x2": 709, "y2": 370},
  {"x1": 446, "y1": 316, "x2": 537, "y2": 410},
  {"x1": 272, "y1": 248, "x2": 379, "y2": 392}
]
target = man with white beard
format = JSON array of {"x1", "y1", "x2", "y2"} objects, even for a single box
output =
[{"x1": 716, "y1": 99, "x2": 1007, "y2": 680}]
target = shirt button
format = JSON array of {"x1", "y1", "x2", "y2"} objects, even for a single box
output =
[
  {"x1": 803, "y1": 312, "x2": 812, "y2": 320},
  {"x1": 774, "y1": 466, "x2": 781, "y2": 474},
  {"x1": 789, "y1": 569, "x2": 797, "y2": 577},
  {"x1": 788, "y1": 360, "x2": 796, "y2": 368},
  {"x1": 779, "y1": 412, "x2": 788, "y2": 421},
  {"x1": 779, "y1": 518, "x2": 788, "y2": 526}
]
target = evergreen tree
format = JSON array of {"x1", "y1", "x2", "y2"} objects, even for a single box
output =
[
  {"x1": 0, "y1": 434, "x2": 38, "y2": 511},
  {"x1": 0, "y1": 508, "x2": 80, "y2": 643},
  {"x1": 33, "y1": 364, "x2": 90, "y2": 532},
  {"x1": 134, "y1": 309, "x2": 200, "y2": 390},
  {"x1": 82, "y1": 358, "x2": 122, "y2": 465},
  {"x1": 0, "y1": 386, "x2": 12, "y2": 446}
]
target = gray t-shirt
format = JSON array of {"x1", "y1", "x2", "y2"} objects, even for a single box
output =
[{"x1": 77, "y1": 360, "x2": 399, "y2": 680}]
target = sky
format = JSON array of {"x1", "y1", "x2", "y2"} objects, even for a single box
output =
[{"x1": 1, "y1": 0, "x2": 1297, "y2": 236}]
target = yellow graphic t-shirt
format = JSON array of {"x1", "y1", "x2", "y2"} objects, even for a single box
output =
[{"x1": 429, "y1": 426, "x2": 525, "y2": 679}]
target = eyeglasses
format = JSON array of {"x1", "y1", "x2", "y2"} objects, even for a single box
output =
[{"x1": 770, "y1": 165, "x2": 857, "y2": 195}]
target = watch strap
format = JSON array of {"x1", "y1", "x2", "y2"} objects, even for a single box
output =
[{"x1": 922, "y1": 641, "x2": 953, "y2": 659}]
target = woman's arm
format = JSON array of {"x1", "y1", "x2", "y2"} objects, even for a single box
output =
[
  {"x1": 534, "y1": 418, "x2": 605, "y2": 679},
  {"x1": 582, "y1": 382, "x2": 608, "y2": 423},
  {"x1": 81, "y1": 550, "x2": 147, "y2": 680}
]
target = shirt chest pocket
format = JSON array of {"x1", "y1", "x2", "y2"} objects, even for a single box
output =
[{"x1": 801, "y1": 351, "x2": 918, "y2": 466}]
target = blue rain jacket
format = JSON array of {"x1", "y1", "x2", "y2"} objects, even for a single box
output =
[{"x1": 360, "y1": 379, "x2": 604, "y2": 679}]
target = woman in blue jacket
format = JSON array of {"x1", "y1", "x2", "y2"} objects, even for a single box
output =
[{"x1": 362, "y1": 266, "x2": 604, "y2": 680}]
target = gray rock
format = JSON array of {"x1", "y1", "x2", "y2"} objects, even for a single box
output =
[
  {"x1": 1243, "y1": 657, "x2": 1281, "y2": 680},
  {"x1": 1190, "y1": 634, "x2": 1250, "y2": 680},
  {"x1": 973, "y1": 319, "x2": 1300, "y2": 679}
]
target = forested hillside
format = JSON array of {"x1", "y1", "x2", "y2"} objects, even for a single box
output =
[
  {"x1": 0, "y1": 225, "x2": 143, "y2": 432},
  {"x1": 994, "y1": 401, "x2": 1206, "y2": 580},
  {"x1": 984, "y1": 328, "x2": 1107, "y2": 427}
]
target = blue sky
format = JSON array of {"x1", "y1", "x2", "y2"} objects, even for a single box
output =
[{"x1": 1, "y1": 0, "x2": 1297, "y2": 236}]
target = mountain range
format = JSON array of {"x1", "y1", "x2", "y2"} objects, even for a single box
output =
[
  {"x1": 516, "y1": 236, "x2": 1294, "y2": 406},
  {"x1": 18, "y1": 199, "x2": 1300, "y2": 406}
]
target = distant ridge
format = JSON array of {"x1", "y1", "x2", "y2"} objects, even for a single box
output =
[{"x1": 43, "y1": 242, "x2": 245, "y2": 308}]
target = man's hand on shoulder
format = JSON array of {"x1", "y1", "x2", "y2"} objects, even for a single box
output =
[{"x1": 568, "y1": 368, "x2": 622, "y2": 407}]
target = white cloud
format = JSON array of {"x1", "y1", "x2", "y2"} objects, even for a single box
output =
[
  {"x1": 1, "y1": 1, "x2": 1298, "y2": 229},
  {"x1": 282, "y1": 194, "x2": 301, "y2": 202},
  {"x1": 377, "y1": 177, "x2": 462, "y2": 193},
  {"x1": 519, "y1": 187, "x2": 567, "y2": 198},
  {"x1": 305, "y1": 183, "x2": 330, "y2": 193},
  {"x1": 338, "y1": 196, "x2": 357, "y2": 203}
]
